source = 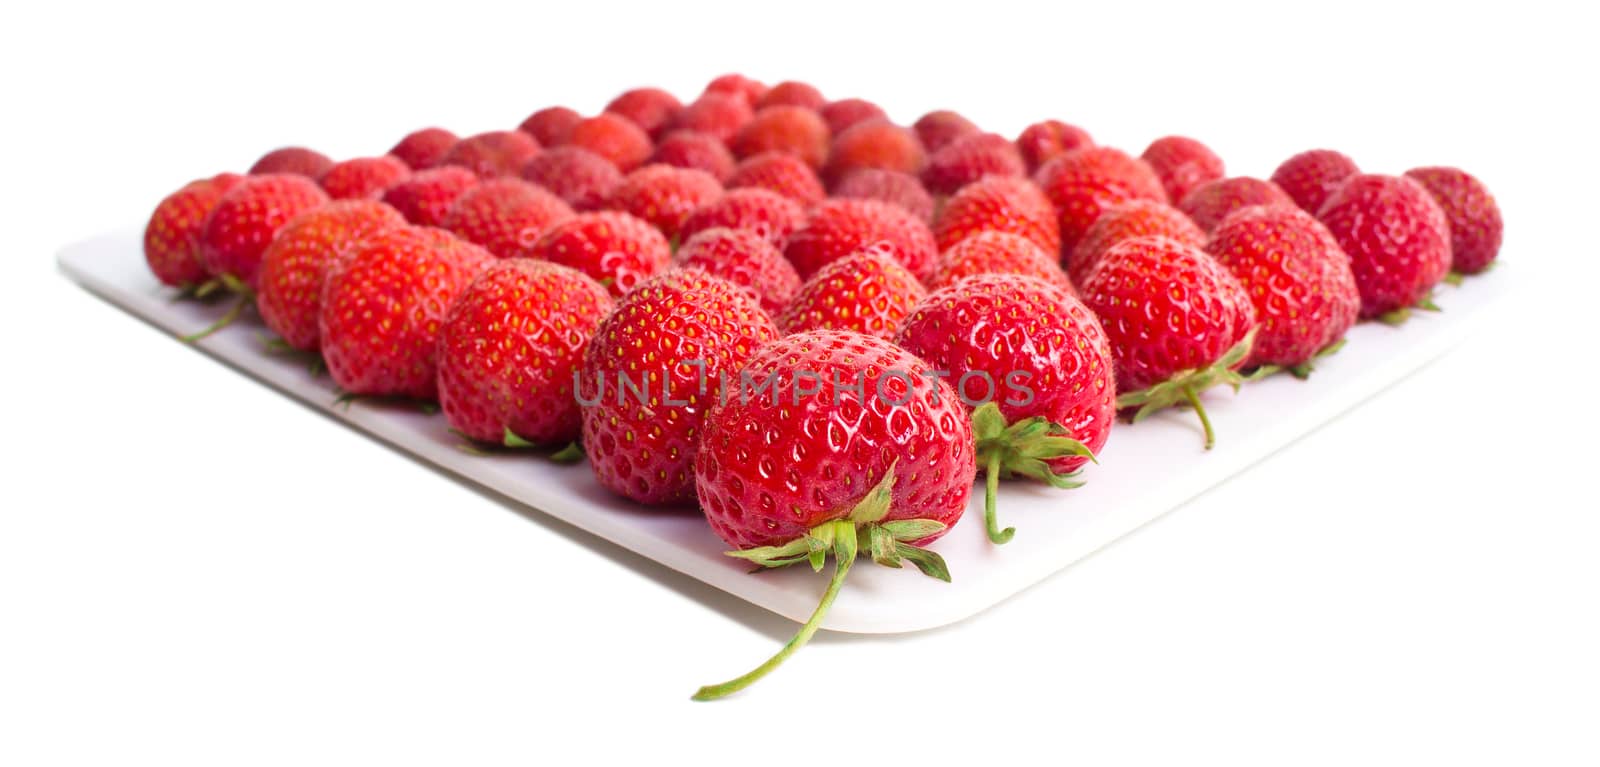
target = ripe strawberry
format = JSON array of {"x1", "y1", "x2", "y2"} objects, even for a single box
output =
[
  {"x1": 527, "y1": 211, "x2": 672, "y2": 296},
  {"x1": 256, "y1": 200, "x2": 406, "y2": 351},
  {"x1": 650, "y1": 130, "x2": 736, "y2": 182},
  {"x1": 1035, "y1": 146, "x2": 1167, "y2": 255},
  {"x1": 1141, "y1": 135, "x2": 1225, "y2": 208},
  {"x1": 927, "y1": 230, "x2": 1072, "y2": 291},
  {"x1": 1206, "y1": 206, "x2": 1360, "y2": 374},
  {"x1": 579, "y1": 269, "x2": 779, "y2": 506},
  {"x1": 318, "y1": 155, "x2": 411, "y2": 200},
  {"x1": 921, "y1": 132, "x2": 1026, "y2": 196},
  {"x1": 675, "y1": 227, "x2": 801, "y2": 314},
  {"x1": 248, "y1": 146, "x2": 333, "y2": 178},
  {"x1": 732, "y1": 106, "x2": 831, "y2": 169},
  {"x1": 1069, "y1": 199, "x2": 1204, "y2": 285},
  {"x1": 199, "y1": 173, "x2": 329, "y2": 290},
  {"x1": 823, "y1": 119, "x2": 926, "y2": 186},
  {"x1": 319, "y1": 226, "x2": 493, "y2": 399},
  {"x1": 443, "y1": 178, "x2": 575, "y2": 259},
  {"x1": 820, "y1": 97, "x2": 888, "y2": 134},
  {"x1": 932, "y1": 175, "x2": 1060, "y2": 256},
  {"x1": 387, "y1": 127, "x2": 457, "y2": 170},
  {"x1": 520, "y1": 146, "x2": 622, "y2": 212},
  {"x1": 1271, "y1": 149, "x2": 1360, "y2": 215},
  {"x1": 896, "y1": 273, "x2": 1114, "y2": 542},
  {"x1": 702, "y1": 73, "x2": 767, "y2": 107},
  {"x1": 440, "y1": 130, "x2": 542, "y2": 178},
  {"x1": 775, "y1": 248, "x2": 927, "y2": 338},
  {"x1": 691, "y1": 329, "x2": 973, "y2": 700},
  {"x1": 1403, "y1": 166, "x2": 1503, "y2": 276},
  {"x1": 755, "y1": 80, "x2": 825, "y2": 111},
  {"x1": 726, "y1": 151, "x2": 826, "y2": 205},
  {"x1": 1015, "y1": 120, "x2": 1093, "y2": 172},
  {"x1": 1080, "y1": 236, "x2": 1257, "y2": 449},
  {"x1": 679, "y1": 187, "x2": 804, "y2": 248},
  {"x1": 381, "y1": 166, "x2": 480, "y2": 227},
  {"x1": 143, "y1": 173, "x2": 244, "y2": 289},
  {"x1": 606, "y1": 164, "x2": 723, "y2": 242},
  {"x1": 784, "y1": 198, "x2": 939, "y2": 280},
  {"x1": 604, "y1": 87, "x2": 683, "y2": 140},
  {"x1": 913, "y1": 110, "x2": 980, "y2": 153},
  {"x1": 669, "y1": 93, "x2": 753, "y2": 146},
  {"x1": 1179, "y1": 176, "x2": 1295, "y2": 232},
  {"x1": 565, "y1": 112, "x2": 654, "y2": 172},
  {"x1": 437, "y1": 260, "x2": 614, "y2": 445},
  {"x1": 833, "y1": 169, "x2": 935, "y2": 221},
  {"x1": 518, "y1": 106, "x2": 582, "y2": 147},
  {"x1": 1316, "y1": 174, "x2": 1452, "y2": 321}
]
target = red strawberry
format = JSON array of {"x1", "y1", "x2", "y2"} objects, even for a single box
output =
[
  {"x1": 1271, "y1": 149, "x2": 1360, "y2": 215},
  {"x1": 650, "y1": 130, "x2": 736, "y2": 181},
  {"x1": 437, "y1": 260, "x2": 614, "y2": 445},
  {"x1": 675, "y1": 227, "x2": 801, "y2": 314},
  {"x1": 604, "y1": 87, "x2": 683, "y2": 140},
  {"x1": 566, "y1": 113, "x2": 654, "y2": 172},
  {"x1": 1080, "y1": 236, "x2": 1257, "y2": 449},
  {"x1": 932, "y1": 175, "x2": 1060, "y2": 256},
  {"x1": 679, "y1": 187, "x2": 804, "y2": 248},
  {"x1": 732, "y1": 106, "x2": 831, "y2": 169},
  {"x1": 440, "y1": 131, "x2": 542, "y2": 178},
  {"x1": 914, "y1": 110, "x2": 980, "y2": 153},
  {"x1": 248, "y1": 146, "x2": 333, "y2": 178},
  {"x1": 387, "y1": 127, "x2": 457, "y2": 170},
  {"x1": 927, "y1": 230, "x2": 1072, "y2": 291},
  {"x1": 199, "y1": 174, "x2": 329, "y2": 290},
  {"x1": 521, "y1": 146, "x2": 622, "y2": 212},
  {"x1": 381, "y1": 166, "x2": 480, "y2": 227},
  {"x1": 579, "y1": 269, "x2": 779, "y2": 506},
  {"x1": 606, "y1": 164, "x2": 723, "y2": 242},
  {"x1": 784, "y1": 198, "x2": 938, "y2": 280},
  {"x1": 318, "y1": 155, "x2": 411, "y2": 200},
  {"x1": 1069, "y1": 199, "x2": 1204, "y2": 285},
  {"x1": 1179, "y1": 176, "x2": 1295, "y2": 232},
  {"x1": 691, "y1": 329, "x2": 973, "y2": 700},
  {"x1": 896, "y1": 273, "x2": 1113, "y2": 541},
  {"x1": 518, "y1": 106, "x2": 582, "y2": 147},
  {"x1": 1141, "y1": 136, "x2": 1225, "y2": 208},
  {"x1": 820, "y1": 97, "x2": 888, "y2": 134},
  {"x1": 833, "y1": 168, "x2": 935, "y2": 221},
  {"x1": 726, "y1": 151, "x2": 825, "y2": 205},
  {"x1": 256, "y1": 200, "x2": 406, "y2": 351},
  {"x1": 756, "y1": 80, "x2": 825, "y2": 111},
  {"x1": 1035, "y1": 146, "x2": 1167, "y2": 255},
  {"x1": 775, "y1": 248, "x2": 927, "y2": 338},
  {"x1": 702, "y1": 73, "x2": 767, "y2": 107},
  {"x1": 143, "y1": 173, "x2": 244, "y2": 289},
  {"x1": 1403, "y1": 166, "x2": 1503, "y2": 276},
  {"x1": 1316, "y1": 174, "x2": 1452, "y2": 321},
  {"x1": 669, "y1": 94, "x2": 753, "y2": 146},
  {"x1": 528, "y1": 211, "x2": 671, "y2": 296},
  {"x1": 443, "y1": 178, "x2": 575, "y2": 259},
  {"x1": 823, "y1": 119, "x2": 926, "y2": 186},
  {"x1": 920, "y1": 132, "x2": 1026, "y2": 196},
  {"x1": 1206, "y1": 206, "x2": 1360, "y2": 374},
  {"x1": 1015, "y1": 120, "x2": 1093, "y2": 172}
]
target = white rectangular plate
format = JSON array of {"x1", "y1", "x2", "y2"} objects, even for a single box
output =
[{"x1": 58, "y1": 231, "x2": 1507, "y2": 633}]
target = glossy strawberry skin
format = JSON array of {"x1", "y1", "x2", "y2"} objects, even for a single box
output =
[
  {"x1": 1271, "y1": 149, "x2": 1360, "y2": 215},
  {"x1": 579, "y1": 270, "x2": 780, "y2": 506},
  {"x1": 650, "y1": 130, "x2": 736, "y2": 181},
  {"x1": 914, "y1": 110, "x2": 980, "y2": 153},
  {"x1": 381, "y1": 166, "x2": 480, "y2": 227},
  {"x1": 528, "y1": 211, "x2": 672, "y2": 296},
  {"x1": 443, "y1": 178, "x2": 575, "y2": 260},
  {"x1": 437, "y1": 260, "x2": 614, "y2": 445},
  {"x1": 823, "y1": 119, "x2": 926, "y2": 186},
  {"x1": 319, "y1": 155, "x2": 411, "y2": 200},
  {"x1": 695, "y1": 329, "x2": 976, "y2": 550},
  {"x1": 1403, "y1": 166, "x2": 1503, "y2": 274},
  {"x1": 143, "y1": 173, "x2": 244, "y2": 288},
  {"x1": 833, "y1": 169, "x2": 935, "y2": 221},
  {"x1": 318, "y1": 226, "x2": 495, "y2": 399},
  {"x1": 1035, "y1": 147, "x2": 1168, "y2": 256},
  {"x1": 675, "y1": 227, "x2": 802, "y2": 315},
  {"x1": 388, "y1": 128, "x2": 458, "y2": 171},
  {"x1": 755, "y1": 80, "x2": 825, "y2": 111},
  {"x1": 927, "y1": 230, "x2": 1072, "y2": 292},
  {"x1": 606, "y1": 164, "x2": 723, "y2": 242},
  {"x1": 896, "y1": 273, "x2": 1115, "y2": 473},
  {"x1": 726, "y1": 151, "x2": 826, "y2": 205},
  {"x1": 1015, "y1": 120, "x2": 1093, "y2": 172},
  {"x1": 820, "y1": 98, "x2": 888, "y2": 134},
  {"x1": 1206, "y1": 206, "x2": 1360, "y2": 367},
  {"x1": 521, "y1": 146, "x2": 622, "y2": 212},
  {"x1": 440, "y1": 131, "x2": 542, "y2": 179},
  {"x1": 784, "y1": 198, "x2": 939, "y2": 281},
  {"x1": 605, "y1": 87, "x2": 684, "y2": 140},
  {"x1": 1069, "y1": 200, "x2": 1205, "y2": 285},
  {"x1": 669, "y1": 94, "x2": 753, "y2": 146},
  {"x1": 566, "y1": 113, "x2": 654, "y2": 172},
  {"x1": 1316, "y1": 174, "x2": 1452, "y2": 318},
  {"x1": 775, "y1": 250, "x2": 928, "y2": 338},
  {"x1": 199, "y1": 174, "x2": 330, "y2": 289},
  {"x1": 1179, "y1": 176, "x2": 1295, "y2": 233},
  {"x1": 249, "y1": 146, "x2": 333, "y2": 178},
  {"x1": 921, "y1": 132, "x2": 1025, "y2": 196},
  {"x1": 256, "y1": 200, "x2": 406, "y2": 351},
  {"x1": 702, "y1": 73, "x2": 767, "y2": 107},
  {"x1": 1141, "y1": 136, "x2": 1225, "y2": 208},
  {"x1": 732, "y1": 106, "x2": 831, "y2": 169},
  {"x1": 680, "y1": 187, "x2": 804, "y2": 248},
  {"x1": 518, "y1": 106, "x2": 582, "y2": 147},
  {"x1": 932, "y1": 175, "x2": 1061, "y2": 256}
]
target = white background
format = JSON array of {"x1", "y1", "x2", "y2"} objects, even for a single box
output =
[{"x1": 3, "y1": 0, "x2": 1597, "y2": 763}]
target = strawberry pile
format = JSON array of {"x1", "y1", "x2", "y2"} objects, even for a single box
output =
[{"x1": 142, "y1": 73, "x2": 1504, "y2": 700}]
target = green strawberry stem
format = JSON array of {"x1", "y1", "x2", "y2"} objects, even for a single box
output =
[
  {"x1": 1116, "y1": 329, "x2": 1255, "y2": 450},
  {"x1": 970, "y1": 402, "x2": 1094, "y2": 545},
  {"x1": 1180, "y1": 384, "x2": 1214, "y2": 450},
  {"x1": 182, "y1": 274, "x2": 253, "y2": 343},
  {"x1": 983, "y1": 451, "x2": 1013, "y2": 545}
]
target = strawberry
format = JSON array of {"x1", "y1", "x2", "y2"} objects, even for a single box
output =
[
  {"x1": 755, "y1": 80, "x2": 825, "y2": 111},
  {"x1": 440, "y1": 130, "x2": 542, "y2": 178},
  {"x1": 833, "y1": 168, "x2": 935, "y2": 221},
  {"x1": 1015, "y1": 120, "x2": 1093, "y2": 172},
  {"x1": 775, "y1": 248, "x2": 927, "y2": 338},
  {"x1": 442, "y1": 178, "x2": 575, "y2": 260},
  {"x1": 1271, "y1": 149, "x2": 1359, "y2": 215},
  {"x1": 387, "y1": 127, "x2": 457, "y2": 170},
  {"x1": 896, "y1": 273, "x2": 1113, "y2": 542},
  {"x1": 921, "y1": 132, "x2": 1026, "y2": 196},
  {"x1": 437, "y1": 260, "x2": 614, "y2": 446},
  {"x1": 820, "y1": 97, "x2": 888, "y2": 134},
  {"x1": 520, "y1": 146, "x2": 622, "y2": 212},
  {"x1": 578, "y1": 269, "x2": 779, "y2": 506},
  {"x1": 675, "y1": 227, "x2": 801, "y2": 314},
  {"x1": 566, "y1": 113, "x2": 654, "y2": 172},
  {"x1": 1141, "y1": 135, "x2": 1225, "y2": 208},
  {"x1": 927, "y1": 230, "x2": 1072, "y2": 291},
  {"x1": 679, "y1": 187, "x2": 804, "y2": 248},
  {"x1": 650, "y1": 130, "x2": 736, "y2": 182},
  {"x1": 527, "y1": 211, "x2": 672, "y2": 296},
  {"x1": 1068, "y1": 199, "x2": 1204, "y2": 285},
  {"x1": 256, "y1": 200, "x2": 405, "y2": 351},
  {"x1": 318, "y1": 226, "x2": 493, "y2": 399},
  {"x1": 606, "y1": 164, "x2": 723, "y2": 242},
  {"x1": 1316, "y1": 174, "x2": 1452, "y2": 321},
  {"x1": 726, "y1": 151, "x2": 826, "y2": 205},
  {"x1": 823, "y1": 119, "x2": 926, "y2": 186},
  {"x1": 604, "y1": 87, "x2": 683, "y2": 140},
  {"x1": 932, "y1": 175, "x2": 1061, "y2": 256},
  {"x1": 702, "y1": 73, "x2": 767, "y2": 107},
  {"x1": 318, "y1": 155, "x2": 411, "y2": 200},
  {"x1": 1179, "y1": 176, "x2": 1295, "y2": 232},
  {"x1": 518, "y1": 106, "x2": 582, "y2": 147},
  {"x1": 143, "y1": 173, "x2": 244, "y2": 289},
  {"x1": 199, "y1": 173, "x2": 329, "y2": 290},
  {"x1": 732, "y1": 106, "x2": 831, "y2": 169},
  {"x1": 1206, "y1": 206, "x2": 1360, "y2": 374},
  {"x1": 913, "y1": 110, "x2": 980, "y2": 153},
  {"x1": 381, "y1": 166, "x2": 480, "y2": 227},
  {"x1": 248, "y1": 146, "x2": 333, "y2": 178},
  {"x1": 691, "y1": 329, "x2": 973, "y2": 700},
  {"x1": 1035, "y1": 146, "x2": 1167, "y2": 255},
  {"x1": 783, "y1": 198, "x2": 938, "y2": 280},
  {"x1": 1080, "y1": 236, "x2": 1257, "y2": 449},
  {"x1": 1403, "y1": 166, "x2": 1503, "y2": 276},
  {"x1": 669, "y1": 94, "x2": 753, "y2": 146}
]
